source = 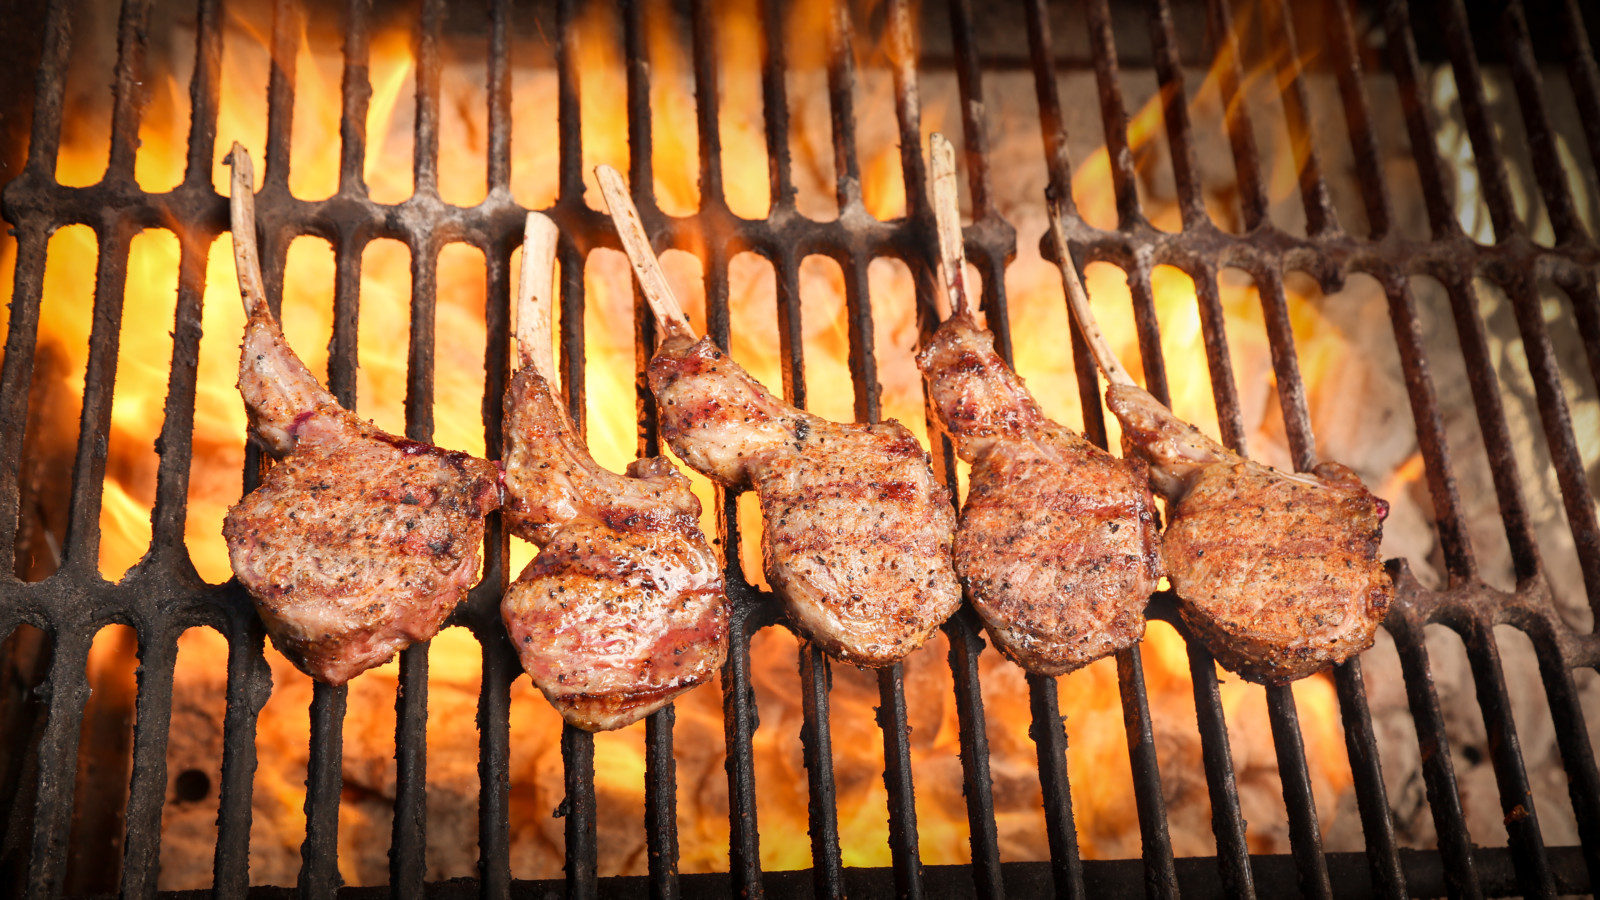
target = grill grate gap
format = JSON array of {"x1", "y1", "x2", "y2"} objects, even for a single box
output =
[{"x1": 1, "y1": 0, "x2": 1599, "y2": 897}]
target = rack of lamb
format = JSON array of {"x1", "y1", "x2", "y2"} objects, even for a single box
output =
[
  {"x1": 917, "y1": 134, "x2": 1159, "y2": 675},
  {"x1": 1046, "y1": 190, "x2": 1392, "y2": 684},
  {"x1": 221, "y1": 144, "x2": 500, "y2": 685},
  {"x1": 596, "y1": 166, "x2": 961, "y2": 667},
  {"x1": 499, "y1": 213, "x2": 728, "y2": 731}
]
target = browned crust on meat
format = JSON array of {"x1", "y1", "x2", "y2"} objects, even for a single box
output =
[
  {"x1": 755, "y1": 420, "x2": 961, "y2": 667},
  {"x1": 546, "y1": 681, "x2": 708, "y2": 728},
  {"x1": 502, "y1": 521, "x2": 727, "y2": 731},
  {"x1": 1164, "y1": 461, "x2": 1392, "y2": 684},
  {"x1": 649, "y1": 335, "x2": 962, "y2": 668},
  {"x1": 223, "y1": 411, "x2": 499, "y2": 685},
  {"x1": 919, "y1": 314, "x2": 1160, "y2": 675},
  {"x1": 647, "y1": 336, "x2": 797, "y2": 486},
  {"x1": 956, "y1": 438, "x2": 1158, "y2": 674},
  {"x1": 500, "y1": 366, "x2": 729, "y2": 731}
]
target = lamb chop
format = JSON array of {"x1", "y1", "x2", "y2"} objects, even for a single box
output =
[
  {"x1": 916, "y1": 134, "x2": 1159, "y2": 676},
  {"x1": 1045, "y1": 191, "x2": 1392, "y2": 684},
  {"x1": 221, "y1": 144, "x2": 499, "y2": 686},
  {"x1": 596, "y1": 166, "x2": 962, "y2": 667},
  {"x1": 499, "y1": 213, "x2": 728, "y2": 731}
]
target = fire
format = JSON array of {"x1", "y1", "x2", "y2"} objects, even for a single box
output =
[{"x1": 3, "y1": 0, "x2": 1400, "y2": 888}]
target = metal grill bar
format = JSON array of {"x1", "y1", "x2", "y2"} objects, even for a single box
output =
[
  {"x1": 1387, "y1": 603, "x2": 1483, "y2": 900},
  {"x1": 451, "y1": 121, "x2": 521, "y2": 836},
  {"x1": 1528, "y1": 618, "x2": 1600, "y2": 889},
  {"x1": 1385, "y1": 0, "x2": 1541, "y2": 585},
  {"x1": 1050, "y1": 7, "x2": 1185, "y2": 898},
  {"x1": 2, "y1": 0, "x2": 1600, "y2": 897},
  {"x1": 390, "y1": 2, "x2": 434, "y2": 889},
  {"x1": 755, "y1": 4, "x2": 847, "y2": 892},
  {"x1": 1501, "y1": 3, "x2": 1584, "y2": 244},
  {"x1": 1025, "y1": 676, "x2": 1086, "y2": 900},
  {"x1": 1316, "y1": 16, "x2": 1424, "y2": 881},
  {"x1": 211, "y1": 614, "x2": 270, "y2": 896},
  {"x1": 1333, "y1": 656, "x2": 1406, "y2": 900},
  {"x1": 1464, "y1": 617, "x2": 1555, "y2": 896},
  {"x1": 1191, "y1": 0, "x2": 1251, "y2": 452},
  {"x1": 300, "y1": 685, "x2": 347, "y2": 897},
  {"x1": 1016, "y1": 10, "x2": 1092, "y2": 897},
  {"x1": 1114, "y1": 643, "x2": 1179, "y2": 898},
  {"x1": 1561, "y1": 0, "x2": 1600, "y2": 183},
  {"x1": 474, "y1": 612, "x2": 517, "y2": 897},
  {"x1": 24, "y1": 634, "x2": 91, "y2": 900},
  {"x1": 945, "y1": 611, "x2": 1004, "y2": 898},
  {"x1": 561, "y1": 720, "x2": 598, "y2": 898},
  {"x1": 887, "y1": 2, "x2": 1009, "y2": 897},
  {"x1": 1447, "y1": 0, "x2": 1600, "y2": 617},
  {"x1": 645, "y1": 704, "x2": 680, "y2": 898},
  {"x1": 1264, "y1": 0, "x2": 1337, "y2": 238},
  {"x1": 1182, "y1": 635, "x2": 1255, "y2": 897}
]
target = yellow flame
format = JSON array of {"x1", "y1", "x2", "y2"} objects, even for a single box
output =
[{"x1": 9, "y1": 2, "x2": 1369, "y2": 882}]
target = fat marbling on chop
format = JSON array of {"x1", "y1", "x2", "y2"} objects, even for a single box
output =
[
  {"x1": 597, "y1": 165, "x2": 962, "y2": 668},
  {"x1": 222, "y1": 143, "x2": 498, "y2": 685},
  {"x1": 1046, "y1": 186, "x2": 1392, "y2": 684},
  {"x1": 918, "y1": 134, "x2": 1160, "y2": 675},
  {"x1": 499, "y1": 212, "x2": 728, "y2": 731}
]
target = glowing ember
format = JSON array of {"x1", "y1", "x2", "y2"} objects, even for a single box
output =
[{"x1": 3, "y1": 1, "x2": 1448, "y2": 889}]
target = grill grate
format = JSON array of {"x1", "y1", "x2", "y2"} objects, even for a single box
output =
[{"x1": 2, "y1": 0, "x2": 1599, "y2": 898}]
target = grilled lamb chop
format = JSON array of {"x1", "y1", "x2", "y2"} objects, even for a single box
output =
[
  {"x1": 917, "y1": 135, "x2": 1159, "y2": 675},
  {"x1": 500, "y1": 213, "x2": 728, "y2": 731},
  {"x1": 597, "y1": 166, "x2": 962, "y2": 667},
  {"x1": 1046, "y1": 191, "x2": 1392, "y2": 684},
  {"x1": 221, "y1": 144, "x2": 499, "y2": 685}
]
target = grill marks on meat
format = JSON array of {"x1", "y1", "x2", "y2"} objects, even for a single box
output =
[
  {"x1": 223, "y1": 345, "x2": 498, "y2": 687},
  {"x1": 919, "y1": 314, "x2": 1159, "y2": 675},
  {"x1": 221, "y1": 143, "x2": 498, "y2": 686},
  {"x1": 224, "y1": 410, "x2": 498, "y2": 684},
  {"x1": 1108, "y1": 385, "x2": 1391, "y2": 683},
  {"x1": 1045, "y1": 191, "x2": 1392, "y2": 684},
  {"x1": 500, "y1": 366, "x2": 727, "y2": 731},
  {"x1": 649, "y1": 335, "x2": 960, "y2": 666},
  {"x1": 600, "y1": 164, "x2": 957, "y2": 666}
]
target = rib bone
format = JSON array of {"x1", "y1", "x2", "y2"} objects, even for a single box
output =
[
  {"x1": 500, "y1": 212, "x2": 728, "y2": 731},
  {"x1": 916, "y1": 134, "x2": 1159, "y2": 675},
  {"x1": 221, "y1": 143, "x2": 500, "y2": 686},
  {"x1": 599, "y1": 165, "x2": 962, "y2": 667},
  {"x1": 514, "y1": 211, "x2": 561, "y2": 380},
  {"x1": 1046, "y1": 190, "x2": 1392, "y2": 684}
]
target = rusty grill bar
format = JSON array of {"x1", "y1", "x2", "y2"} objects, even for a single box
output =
[{"x1": 1, "y1": 0, "x2": 1599, "y2": 897}]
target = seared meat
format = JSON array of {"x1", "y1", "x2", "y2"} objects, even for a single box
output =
[
  {"x1": 1107, "y1": 386, "x2": 1390, "y2": 683},
  {"x1": 221, "y1": 144, "x2": 498, "y2": 685},
  {"x1": 918, "y1": 315, "x2": 1159, "y2": 674},
  {"x1": 500, "y1": 213, "x2": 727, "y2": 731},
  {"x1": 918, "y1": 134, "x2": 1157, "y2": 675},
  {"x1": 1046, "y1": 191, "x2": 1392, "y2": 684},
  {"x1": 225, "y1": 416, "x2": 498, "y2": 684},
  {"x1": 597, "y1": 166, "x2": 961, "y2": 667},
  {"x1": 648, "y1": 337, "x2": 960, "y2": 665},
  {"x1": 501, "y1": 375, "x2": 727, "y2": 729}
]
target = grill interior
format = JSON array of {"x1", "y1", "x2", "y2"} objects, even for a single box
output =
[{"x1": 2, "y1": 0, "x2": 1600, "y2": 897}]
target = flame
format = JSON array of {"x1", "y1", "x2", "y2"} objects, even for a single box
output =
[{"x1": 4, "y1": 0, "x2": 1386, "y2": 887}]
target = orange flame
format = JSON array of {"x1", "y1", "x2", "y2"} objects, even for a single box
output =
[{"x1": 1, "y1": 0, "x2": 1393, "y2": 887}]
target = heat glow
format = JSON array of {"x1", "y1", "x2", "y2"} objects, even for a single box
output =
[{"x1": 2, "y1": 0, "x2": 1373, "y2": 887}]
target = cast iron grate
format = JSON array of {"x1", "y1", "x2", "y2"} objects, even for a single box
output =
[{"x1": 1, "y1": 0, "x2": 1599, "y2": 898}]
